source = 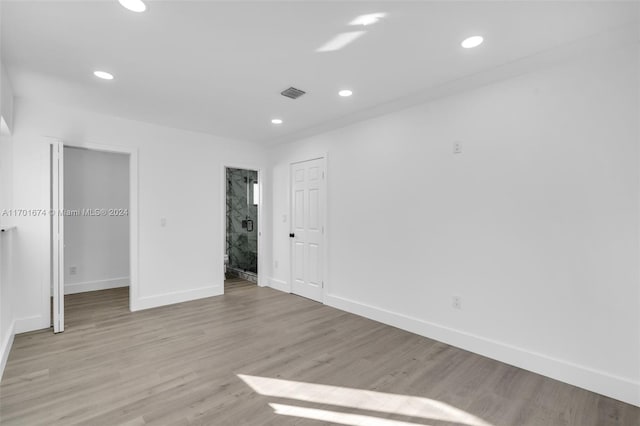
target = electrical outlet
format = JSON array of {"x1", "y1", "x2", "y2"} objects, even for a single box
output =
[
  {"x1": 452, "y1": 296, "x2": 462, "y2": 310},
  {"x1": 69, "y1": 266, "x2": 77, "y2": 275},
  {"x1": 160, "y1": 217, "x2": 167, "y2": 227},
  {"x1": 453, "y1": 141, "x2": 462, "y2": 154}
]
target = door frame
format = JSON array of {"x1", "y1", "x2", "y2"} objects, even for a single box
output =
[
  {"x1": 221, "y1": 164, "x2": 263, "y2": 288},
  {"x1": 50, "y1": 139, "x2": 139, "y2": 331},
  {"x1": 51, "y1": 141, "x2": 64, "y2": 332},
  {"x1": 288, "y1": 155, "x2": 328, "y2": 302}
]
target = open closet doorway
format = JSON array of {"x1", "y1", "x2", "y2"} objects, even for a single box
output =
[
  {"x1": 224, "y1": 166, "x2": 261, "y2": 292},
  {"x1": 50, "y1": 141, "x2": 137, "y2": 333}
]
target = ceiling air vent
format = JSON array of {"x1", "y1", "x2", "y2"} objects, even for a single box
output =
[{"x1": 280, "y1": 87, "x2": 306, "y2": 99}]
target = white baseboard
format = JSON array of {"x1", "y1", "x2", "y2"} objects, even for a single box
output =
[
  {"x1": 0, "y1": 319, "x2": 15, "y2": 380},
  {"x1": 14, "y1": 315, "x2": 49, "y2": 334},
  {"x1": 325, "y1": 293, "x2": 640, "y2": 407},
  {"x1": 131, "y1": 284, "x2": 223, "y2": 312},
  {"x1": 267, "y1": 278, "x2": 290, "y2": 293},
  {"x1": 65, "y1": 277, "x2": 129, "y2": 295}
]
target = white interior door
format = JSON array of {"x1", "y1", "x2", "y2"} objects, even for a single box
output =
[
  {"x1": 290, "y1": 158, "x2": 325, "y2": 302},
  {"x1": 51, "y1": 141, "x2": 64, "y2": 333}
]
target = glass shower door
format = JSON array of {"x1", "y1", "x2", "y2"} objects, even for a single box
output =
[{"x1": 226, "y1": 168, "x2": 258, "y2": 276}]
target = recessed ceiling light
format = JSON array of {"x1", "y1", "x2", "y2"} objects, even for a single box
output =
[
  {"x1": 338, "y1": 90, "x2": 353, "y2": 97},
  {"x1": 271, "y1": 119, "x2": 283, "y2": 125},
  {"x1": 461, "y1": 36, "x2": 484, "y2": 49},
  {"x1": 118, "y1": 0, "x2": 146, "y2": 13},
  {"x1": 93, "y1": 71, "x2": 114, "y2": 80}
]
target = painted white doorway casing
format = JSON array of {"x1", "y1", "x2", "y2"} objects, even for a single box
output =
[
  {"x1": 290, "y1": 157, "x2": 326, "y2": 302},
  {"x1": 221, "y1": 164, "x2": 263, "y2": 288},
  {"x1": 51, "y1": 141, "x2": 64, "y2": 333},
  {"x1": 50, "y1": 139, "x2": 138, "y2": 331}
]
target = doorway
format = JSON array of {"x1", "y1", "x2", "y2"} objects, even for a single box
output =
[
  {"x1": 290, "y1": 157, "x2": 326, "y2": 303},
  {"x1": 50, "y1": 141, "x2": 137, "y2": 333},
  {"x1": 224, "y1": 167, "x2": 260, "y2": 289}
]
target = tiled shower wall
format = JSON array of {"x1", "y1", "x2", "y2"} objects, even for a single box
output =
[{"x1": 226, "y1": 168, "x2": 258, "y2": 274}]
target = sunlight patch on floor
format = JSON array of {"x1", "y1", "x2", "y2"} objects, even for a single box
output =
[
  {"x1": 270, "y1": 403, "x2": 428, "y2": 426},
  {"x1": 238, "y1": 374, "x2": 494, "y2": 426}
]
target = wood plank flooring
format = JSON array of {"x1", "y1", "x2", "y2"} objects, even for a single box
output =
[{"x1": 1, "y1": 280, "x2": 638, "y2": 425}]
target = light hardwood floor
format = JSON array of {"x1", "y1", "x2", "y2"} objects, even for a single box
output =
[{"x1": 1, "y1": 279, "x2": 638, "y2": 425}]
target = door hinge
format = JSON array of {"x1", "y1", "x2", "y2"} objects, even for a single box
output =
[
  {"x1": 322, "y1": 171, "x2": 325, "y2": 179},
  {"x1": 322, "y1": 281, "x2": 324, "y2": 288}
]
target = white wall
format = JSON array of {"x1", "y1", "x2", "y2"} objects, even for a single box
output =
[
  {"x1": 0, "y1": 131, "x2": 15, "y2": 379},
  {"x1": 0, "y1": 0, "x2": 17, "y2": 377},
  {"x1": 10, "y1": 97, "x2": 268, "y2": 331},
  {"x1": 267, "y1": 45, "x2": 640, "y2": 405},
  {"x1": 0, "y1": 64, "x2": 13, "y2": 134},
  {"x1": 64, "y1": 147, "x2": 130, "y2": 294},
  {"x1": 1, "y1": 2, "x2": 14, "y2": 134}
]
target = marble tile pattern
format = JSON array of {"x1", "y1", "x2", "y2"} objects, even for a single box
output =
[
  {"x1": 226, "y1": 266, "x2": 258, "y2": 284},
  {"x1": 226, "y1": 168, "x2": 258, "y2": 273}
]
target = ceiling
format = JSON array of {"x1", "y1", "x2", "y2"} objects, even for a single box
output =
[{"x1": 2, "y1": 1, "x2": 638, "y2": 144}]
